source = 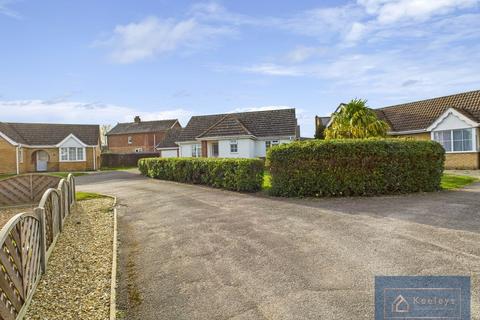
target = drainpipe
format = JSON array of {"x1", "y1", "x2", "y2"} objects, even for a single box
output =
[
  {"x1": 93, "y1": 147, "x2": 97, "y2": 171},
  {"x1": 15, "y1": 146, "x2": 19, "y2": 175},
  {"x1": 153, "y1": 134, "x2": 156, "y2": 153}
]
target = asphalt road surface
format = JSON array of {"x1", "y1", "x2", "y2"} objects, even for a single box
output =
[{"x1": 77, "y1": 171, "x2": 480, "y2": 320}]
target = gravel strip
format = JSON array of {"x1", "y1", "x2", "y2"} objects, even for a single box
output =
[
  {"x1": 26, "y1": 198, "x2": 114, "y2": 320},
  {"x1": 0, "y1": 206, "x2": 33, "y2": 228}
]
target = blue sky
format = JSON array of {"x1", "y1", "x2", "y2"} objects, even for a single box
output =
[{"x1": 1, "y1": 0, "x2": 479, "y2": 136}]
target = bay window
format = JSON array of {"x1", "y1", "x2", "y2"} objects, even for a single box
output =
[
  {"x1": 433, "y1": 128, "x2": 474, "y2": 152},
  {"x1": 60, "y1": 147, "x2": 85, "y2": 161}
]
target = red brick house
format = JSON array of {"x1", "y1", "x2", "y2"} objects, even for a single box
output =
[{"x1": 106, "y1": 116, "x2": 181, "y2": 153}]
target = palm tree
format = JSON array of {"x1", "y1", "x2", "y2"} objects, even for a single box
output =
[{"x1": 325, "y1": 99, "x2": 389, "y2": 139}]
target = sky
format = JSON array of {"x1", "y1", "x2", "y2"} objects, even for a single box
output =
[{"x1": 0, "y1": 0, "x2": 479, "y2": 137}]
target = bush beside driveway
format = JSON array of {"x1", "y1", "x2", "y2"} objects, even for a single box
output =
[{"x1": 77, "y1": 171, "x2": 480, "y2": 320}]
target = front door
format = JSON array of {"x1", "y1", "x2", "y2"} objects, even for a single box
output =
[
  {"x1": 36, "y1": 151, "x2": 48, "y2": 172},
  {"x1": 212, "y1": 142, "x2": 219, "y2": 157}
]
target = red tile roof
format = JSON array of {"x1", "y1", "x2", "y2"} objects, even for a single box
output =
[{"x1": 374, "y1": 90, "x2": 480, "y2": 132}]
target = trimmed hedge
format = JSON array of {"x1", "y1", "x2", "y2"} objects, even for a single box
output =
[
  {"x1": 267, "y1": 139, "x2": 445, "y2": 197},
  {"x1": 138, "y1": 157, "x2": 264, "y2": 192}
]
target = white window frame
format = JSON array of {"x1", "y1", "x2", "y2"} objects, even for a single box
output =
[
  {"x1": 230, "y1": 140, "x2": 238, "y2": 153},
  {"x1": 191, "y1": 144, "x2": 202, "y2": 157},
  {"x1": 60, "y1": 147, "x2": 86, "y2": 162},
  {"x1": 128, "y1": 136, "x2": 133, "y2": 144},
  {"x1": 266, "y1": 140, "x2": 280, "y2": 150},
  {"x1": 432, "y1": 128, "x2": 476, "y2": 153}
]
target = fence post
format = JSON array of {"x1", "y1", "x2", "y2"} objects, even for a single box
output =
[
  {"x1": 57, "y1": 189, "x2": 63, "y2": 233},
  {"x1": 35, "y1": 207, "x2": 47, "y2": 273}
]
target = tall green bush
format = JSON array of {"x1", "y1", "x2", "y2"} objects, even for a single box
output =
[
  {"x1": 267, "y1": 139, "x2": 445, "y2": 197},
  {"x1": 138, "y1": 157, "x2": 264, "y2": 192}
]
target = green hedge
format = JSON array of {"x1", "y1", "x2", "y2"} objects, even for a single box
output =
[
  {"x1": 267, "y1": 139, "x2": 445, "y2": 197},
  {"x1": 138, "y1": 157, "x2": 264, "y2": 192}
]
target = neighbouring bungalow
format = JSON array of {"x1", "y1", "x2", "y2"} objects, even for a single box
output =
[
  {"x1": 0, "y1": 122, "x2": 101, "y2": 174},
  {"x1": 106, "y1": 116, "x2": 181, "y2": 153},
  {"x1": 318, "y1": 90, "x2": 480, "y2": 169},
  {"x1": 169, "y1": 108, "x2": 299, "y2": 158}
]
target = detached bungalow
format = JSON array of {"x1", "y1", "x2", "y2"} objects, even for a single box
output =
[
  {"x1": 0, "y1": 122, "x2": 101, "y2": 174},
  {"x1": 318, "y1": 90, "x2": 480, "y2": 169},
  {"x1": 172, "y1": 108, "x2": 299, "y2": 158}
]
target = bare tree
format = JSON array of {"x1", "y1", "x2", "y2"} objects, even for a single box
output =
[{"x1": 100, "y1": 124, "x2": 112, "y2": 147}]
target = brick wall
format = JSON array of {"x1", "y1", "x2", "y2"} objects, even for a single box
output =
[
  {"x1": 107, "y1": 132, "x2": 166, "y2": 153},
  {"x1": 444, "y1": 153, "x2": 479, "y2": 169},
  {"x1": 396, "y1": 132, "x2": 431, "y2": 140},
  {"x1": 0, "y1": 136, "x2": 17, "y2": 174}
]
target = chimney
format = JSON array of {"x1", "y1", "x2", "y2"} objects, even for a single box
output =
[{"x1": 134, "y1": 116, "x2": 141, "y2": 123}]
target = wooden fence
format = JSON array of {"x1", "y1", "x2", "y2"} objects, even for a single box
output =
[
  {"x1": 101, "y1": 152, "x2": 159, "y2": 168},
  {"x1": 0, "y1": 175, "x2": 61, "y2": 207},
  {"x1": 0, "y1": 174, "x2": 76, "y2": 320}
]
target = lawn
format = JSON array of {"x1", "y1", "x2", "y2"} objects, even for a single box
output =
[
  {"x1": 0, "y1": 174, "x2": 16, "y2": 181},
  {"x1": 441, "y1": 174, "x2": 478, "y2": 190},
  {"x1": 49, "y1": 172, "x2": 88, "y2": 178},
  {"x1": 262, "y1": 171, "x2": 478, "y2": 192},
  {"x1": 75, "y1": 192, "x2": 108, "y2": 201}
]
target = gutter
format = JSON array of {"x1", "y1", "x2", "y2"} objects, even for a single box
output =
[{"x1": 388, "y1": 129, "x2": 427, "y2": 135}]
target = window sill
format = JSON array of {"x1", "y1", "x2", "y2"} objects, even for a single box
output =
[
  {"x1": 444, "y1": 151, "x2": 478, "y2": 154},
  {"x1": 60, "y1": 160, "x2": 86, "y2": 162}
]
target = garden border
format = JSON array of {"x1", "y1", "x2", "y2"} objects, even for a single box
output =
[{"x1": 110, "y1": 196, "x2": 118, "y2": 320}]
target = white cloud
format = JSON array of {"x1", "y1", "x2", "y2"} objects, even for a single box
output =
[
  {"x1": 345, "y1": 22, "x2": 368, "y2": 42},
  {"x1": 358, "y1": 0, "x2": 479, "y2": 24},
  {"x1": 286, "y1": 46, "x2": 326, "y2": 63},
  {"x1": 243, "y1": 63, "x2": 304, "y2": 76},
  {"x1": 96, "y1": 16, "x2": 234, "y2": 63},
  {"x1": 281, "y1": 4, "x2": 366, "y2": 41},
  {"x1": 0, "y1": 0, "x2": 20, "y2": 18},
  {"x1": 0, "y1": 100, "x2": 194, "y2": 127}
]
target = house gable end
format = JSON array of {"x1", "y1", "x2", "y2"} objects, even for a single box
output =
[
  {"x1": 56, "y1": 133, "x2": 88, "y2": 148},
  {"x1": 427, "y1": 108, "x2": 479, "y2": 131}
]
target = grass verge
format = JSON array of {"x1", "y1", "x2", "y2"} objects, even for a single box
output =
[
  {"x1": 76, "y1": 192, "x2": 108, "y2": 201},
  {"x1": 100, "y1": 166, "x2": 137, "y2": 171}
]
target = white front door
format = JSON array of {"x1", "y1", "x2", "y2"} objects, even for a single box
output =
[{"x1": 36, "y1": 151, "x2": 48, "y2": 171}]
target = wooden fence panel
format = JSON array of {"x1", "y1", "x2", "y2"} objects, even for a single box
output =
[
  {"x1": 0, "y1": 174, "x2": 76, "y2": 320},
  {"x1": 0, "y1": 175, "x2": 61, "y2": 207},
  {"x1": 0, "y1": 213, "x2": 42, "y2": 320}
]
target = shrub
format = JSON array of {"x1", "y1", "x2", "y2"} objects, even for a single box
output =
[
  {"x1": 138, "y1": 157, "x2": 265, "y2": 192},
  {"x1": 267, "y1": 139, "x2": 445, "y2": 197}
]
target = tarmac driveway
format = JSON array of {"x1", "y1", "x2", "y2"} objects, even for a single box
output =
[{"x1": 77, "y1": 171, "x2": 480, "y2": 320}]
